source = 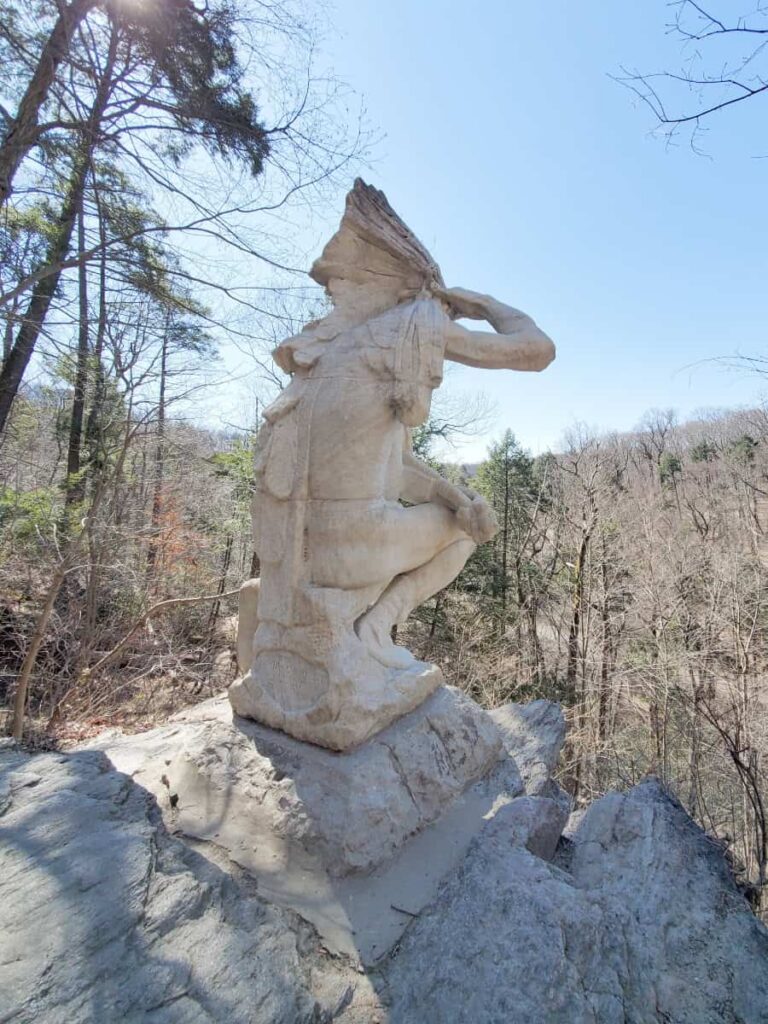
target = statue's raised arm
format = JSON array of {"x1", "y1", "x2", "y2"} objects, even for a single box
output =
[
  {"x1": 440, "y1": 286, "x2": 556, "y2": 371},
  {"x1": 229, "y1": 179, "x2": 556, "y2": 751}
]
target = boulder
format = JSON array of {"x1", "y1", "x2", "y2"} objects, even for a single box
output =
[
  {"x1": 490, "y1": 697, "x2": 566, "y2": 795},
  {"x1": 0, "y1": 747, "x2": 371, "y2": 1024},
  {"x1": 385, "y1": 779, "x2": 768, "y2": 1024},
  {"x1": 83, "y1": 686, "x2": 502, "y2": 879},
  {"x1": 82, "y1": 687, "x2": 512, "y2": 965},
  {"x1": 5, "y1": 702, "x2": 768, "y2": 1024},
  {"x1": 485, "y1": 793, "x2": 569, "y2": 861}
]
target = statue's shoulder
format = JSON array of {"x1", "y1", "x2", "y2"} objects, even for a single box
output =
[
  {"x1": 272, "y1": 297, "x2": 449, "y2": 374},
  {"x1": 364, "y1": 296, "x2": 449, "y2": 345}
]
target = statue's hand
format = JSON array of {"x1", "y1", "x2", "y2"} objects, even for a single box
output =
[
  {"x1": 456, "y1": 495, "x2": 498, "y2": 544},
  {"x1": 435, "y1": 286, "x2": 494, "y2": 321}
]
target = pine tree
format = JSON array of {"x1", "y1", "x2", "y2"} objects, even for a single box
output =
[{"x1": 475, "y1": 430, "x2": 536, "y2": 627}]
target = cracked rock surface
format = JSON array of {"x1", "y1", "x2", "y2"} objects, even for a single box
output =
[
  {"x1": 384, "y1": 779, "x2": 768, "y2": 1024},
  {"x1": 81, "y1": 685, "x2": 501, "y2": 879},
  {"x1": 4, "y1": 701, "x2": 768, "y2": 1023},
  {"x1": 0, "y1": 748, "x2": 371, "y2": 1024}
]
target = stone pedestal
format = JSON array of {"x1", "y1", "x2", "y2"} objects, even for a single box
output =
[
  {"x1": 87, "y1": 686, "x2": 500, "y2": 877},
  {"x1": 229, "y1": 645, "x2": 444, "y2": 754},
  {"x1": 83, "y1": 689, "x2": 569, "y2": 964}
]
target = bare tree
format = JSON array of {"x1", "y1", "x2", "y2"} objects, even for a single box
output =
[
  {"x1": 0, "y1": 0, "x2": 364, "y2": 434},
  {"x1": 618, "y1": 1, "x2": 768, "y2": 149}
]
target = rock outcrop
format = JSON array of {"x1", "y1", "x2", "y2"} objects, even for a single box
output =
[
  {"x1": 3, "y1": 697, "x2": 768, "y2": 1023},
  {"x1": 82, "y1": 686, "x2": 502, "y2": 878},
  {"x1": 0, "y1": 746, "x2": 367, "y2": 1024},
  {"x1": 385, "y1": 780, "x2": 768, "y2": 1023},
  {"x1": 80, "y1": 688, "x2": 523, "y2": 964},
  {"x1": 491, "y1": 697, "x2": 567, "y2": 796}
]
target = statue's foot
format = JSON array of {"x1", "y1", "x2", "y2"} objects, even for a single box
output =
[{"x1": 357, "y1": 613, "x2": 415, "y2": 670}]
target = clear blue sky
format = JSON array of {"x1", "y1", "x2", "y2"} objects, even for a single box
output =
[
  {"x1": 294, "y1": 0, "x2": 767, "y2": 461},
  {"x1": 211, "y1": 1, "x2": 768, "y2": 459}
]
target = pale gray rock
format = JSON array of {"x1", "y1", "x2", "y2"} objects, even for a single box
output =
[
  {"x1": 562, "y1": 780, "x2": 768, "y2": 1023},
  {"x1": 83, "y1": 685, "x2": 502, "y2": 880},
  {"x1": 490, "y1": 697, "x2": 566, "y2": 794},
  {"x1": 0, "y1": 748, "x2": 370, "y2": 1024},
  {"x1": 384, "y1": 779, "x2": 768, "y2": 1024},
  {"x1": 485, "y1": 794, "x2": 569, "y2": 861},
  {"x1": 7, "y1": 717, "x2": 768, "y2": 1023},
  {"x1": 77, "y1": 693, "x2": 565, "y2": 967},
  {"x1": 490, "y1": 697, "x2": 571, "y2": 822},
  {"x1": 83, "y1": 688, "x2": 513, "y2": 966}
]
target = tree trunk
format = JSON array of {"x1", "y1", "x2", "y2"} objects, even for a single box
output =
[
  {"x1": 207, "y1": 533, "x2": 234, "y2": 633},
  {"x1": 566, "y1": 529, "x2": 591, "y2": 706},
  {"x1": 597, "y1": 536, "x2": 611, "y2": 741},
  {"x1": 83, "y1": 202, "x2": 108, "y2": 479},
  {"x1": 74, "y1": 221, "x2": 110, "y2": 676},
  {"x1": 2, "y1": 298, "x2": 19, "y2": 365},
  {"x1": 500, "y1": 455, "x2": 509, "y2": 624},
  {"x1": 146, "y1": 322, "x2": 168, "y2": 578},
  {"x1": 0, "y1": 0, "x2": 98, "y2": 206},
  {"x1": 0, "y1": 25, "x2": 116, "y2": 435},
  {"x1": 64, "y1": 200, "x2": 90, "y2": 510},
  {"x1": 687, "y1": 667, "x2": 702, "y2": 819},
  {"x1": 429, "y1": 592, "x2": 443, "y2": 639},
  {"x1": 11, "y1": 563, "x2": 70, "y2": 740},
  {"x1": 0, "y1": 174, "x2": 83, "y2": 433}
]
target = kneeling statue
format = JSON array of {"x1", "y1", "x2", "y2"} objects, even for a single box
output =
[{"x1": 230, "y1": 180, "x2": 555, "y2": 750}]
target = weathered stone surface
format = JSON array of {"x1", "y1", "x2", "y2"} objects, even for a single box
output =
[
  {"x1": 385, "y1": 779, "x2": 768, "y2": 1024},
  {"x1": 233, "y1": 179, "x2": 556, "y2": 750},
  {"x1": 560, "y1": 781, "x2": 768, "y2": 1021},
  {"x1": 491, "y1": 696, "x2": 571, "y2": 822},
  {"x1": 78, "y1": 693, "x2": 565, "y2": 967},
  {"x1": 0, "y1": 748, "x2": 371, "y2": 1024},
  {"x1": 490, "y1": 697, "x2": 566, "y2": 794},
  {"x1": 84, "y1": 685, "x2": 502, "y2": 879},
  {"x1": 82, "y1": 688, "x2": 515, "y2": 965},
  {"x1": 7, "y1": 712, "x2": 768, "y2": 1023},
  {"x1": 485, "y1": 793, "x2": 569, "y2": 861}
]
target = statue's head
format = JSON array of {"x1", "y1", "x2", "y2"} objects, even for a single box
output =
[
  {"x1": 275, "y1": 182, "x2": 449, "y2": 379},
  {"x1": 310, "y1": 180, "x2": 445, "y2": 319},
  {"x1": 324, "y1": 276, "x2": 403, "y2": 325}
]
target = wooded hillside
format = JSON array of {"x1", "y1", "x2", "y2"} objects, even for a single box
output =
[
  {"x1": 407, "y1": 406, "x2": 768, "y2": 918},
  {"x1": 1, "y1": 0, "x2": 765, "y2": 925}
]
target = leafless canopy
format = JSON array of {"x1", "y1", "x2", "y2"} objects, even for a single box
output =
[{"x1": 617, "y1": 1, "x2": 768, "y2": 150}]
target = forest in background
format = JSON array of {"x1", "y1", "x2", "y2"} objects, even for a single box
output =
[
  {"x1": 1, "y1": 0, "x2": 766, "y2": 924},
  {"x1": 409, "y1": 405, "x2": 768, "y2": 921},
  {"x1": 0, "y1": 0, "x2": 362, "y2": 729},
  {"x1": 4, "y1": 387, "x2": 768, "y2": 920}
]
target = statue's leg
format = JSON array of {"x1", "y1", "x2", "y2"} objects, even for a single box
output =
[
  {"x1": 356, "y1": 537, "x2": 475, "y2": 668},
  {"x1": 310, "y1": 501, "x2": 467, "y2": 590},
  {"x1": 236, "y1": 578, "x2": 260, "y2": 674},
  {"x1": 308, "y1": 500, "x2": 473, "y2": 668}
]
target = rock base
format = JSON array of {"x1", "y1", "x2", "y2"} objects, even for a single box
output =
[
  {"x1": 229, "y1": 650, "x2": 444, "y2": 751},
  {"x1": 85, "y1": 685, "x2": 502, "y2": 879},
  {"x1": 6, "y1": 695, "x2": 767, "y2": 1022},
  {"x1": 0, "y1": 747, "x2": 361, "y2": 1024},
  {"x1": 81, "y1": 690, "x2": 577, "y2": 964}
]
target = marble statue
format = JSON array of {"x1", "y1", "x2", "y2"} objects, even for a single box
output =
[{"x1": 229, "y1": 180, "x2": 555, "y2": 750}]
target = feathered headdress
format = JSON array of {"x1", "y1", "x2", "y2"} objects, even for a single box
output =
[{"x1": 310, "y1": 179, "x2": 445, "y2": 294}]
